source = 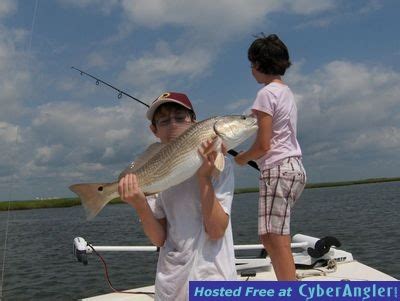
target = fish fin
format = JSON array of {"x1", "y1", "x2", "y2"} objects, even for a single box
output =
[
  {"x1": 214, "y1": 152, "x2": 225, "y2": 172},
  {"x1": 118, "y1": 142, "x2": 165, "y2": 180},
  {"x1": 69, "y1": 183, "x2": 117, "y2": 220}
]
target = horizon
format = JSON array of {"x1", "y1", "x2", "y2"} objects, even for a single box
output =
[
  {"x1": 1, "y1": 0, "x2": 400, "y2": 200},
  {"x1": 2, "y1": 176, "x2": 399, "y2": 203}
]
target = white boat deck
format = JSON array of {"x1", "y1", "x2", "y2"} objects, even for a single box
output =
[
  {"x1": 81, "y1": 260, "x2": 396, "y2": 300},
  {"x1": 76, "y1": 234, "x2": 397, "y2": 300}
]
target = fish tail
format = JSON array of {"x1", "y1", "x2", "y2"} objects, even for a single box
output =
[{"x1": 69, "y1": 183, "x2": 117, "y2": 220}]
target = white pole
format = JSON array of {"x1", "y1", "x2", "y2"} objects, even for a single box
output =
[
  {"x1": 86, "y1": 242, "x2": 308, "y2": 253},
  {"x1": 87, "y1": 246, "x2": 158, "y2": 253}
]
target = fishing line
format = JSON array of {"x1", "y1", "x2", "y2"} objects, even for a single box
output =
[
  {"x1": 71, "y1": 67, "x2": 259, "y2": 171},
  {"x1": 0, "y1": 201, "x2": 10, "y2": 301},
  {"x1": 1, "y1": 1, "x2": 41, "y2": 297},
  {"x1": 87, "y1": 243, "x2": 155, "y2": 296},
  {"x1": 28, "y1": 0, "x2": 39, "y2": 53},
  {"x1": 0, "y1": 126, "x2": 19, "y2": 301}
]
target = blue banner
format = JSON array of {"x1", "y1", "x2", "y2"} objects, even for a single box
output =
[{"x1": 189, "y1": 281, "x2": 399, "y2": 300}]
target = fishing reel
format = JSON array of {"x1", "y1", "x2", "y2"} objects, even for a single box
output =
[{"x1": 73, "y1": 237, "x2": 89, "y2": 265}]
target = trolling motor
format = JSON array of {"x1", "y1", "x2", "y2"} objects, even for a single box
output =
[
  {"x1": 73, "y1": 237, "x2": 88, "y2": 265},
  {"x1": 307, "y1": 236, "x2": 341, "y2": 258}
]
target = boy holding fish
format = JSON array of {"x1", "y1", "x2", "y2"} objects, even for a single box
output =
[{"x1": 118, "y1": 92, "x2": 237, "y2": 300}]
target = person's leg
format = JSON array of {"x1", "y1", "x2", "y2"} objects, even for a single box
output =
[
  {"x1": 261, "y1": 233, "x2": 296, "y2": 280},
  {"x1": 258, "y1": 158, "x2": 306, "y2": 280}
]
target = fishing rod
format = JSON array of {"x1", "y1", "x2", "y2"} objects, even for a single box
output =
[
  {"x1": 71, "y1": 66, "x2": 259, "y2": 171},
  {"x1": 71, "y1": 67, "x2": 149, "y2": 107}
]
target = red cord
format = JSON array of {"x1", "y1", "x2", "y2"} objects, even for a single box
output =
[{"x1": 87, "y1": 243, "x2": 155, "y2": 296}]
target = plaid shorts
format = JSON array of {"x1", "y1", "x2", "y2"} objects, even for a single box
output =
[{"x1": 258, "y1": 157, "x2": 306, "y2": 236}]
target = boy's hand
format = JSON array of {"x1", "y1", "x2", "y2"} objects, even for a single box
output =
[
  {"x1": 118, "y1": 173, "x2": 146, "y2": 207},
  {"x1": 221, "y1": 142, "x2": 228, "y2": 155},
  {"x1": 197, "y1": 139, "x2": 218, "y2": 179},
  {"x1": 234, "y1": 151, "x2": 248, "y2": 166}
]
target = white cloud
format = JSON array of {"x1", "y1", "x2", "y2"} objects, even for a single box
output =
[
  {"x1": 287, "y1": 0, "x2": 335, "y2": 15},
  {"x1": 0, "y1": 121, "x2": 19, "y2": 143},
  {"x1": 0, "y1": 20, "x2": 35, "y2": 194},
  {"x1": 121, "y1": 0, "x2": 275, "y2": 34},
  {"x1": 0, "y1": 99, "x2": 157, "y2": 198},
  {"x1": 358, "y1": 0, "x2": 383, "y2": 15},
  {"x1": 287, "y1": 60, "x2": 400, "y2": 180},
  {"x1": 0, "y1": 0, "x2": 17, "y2": 18},
  {"x1": 294, "y1": 16, "x2": 335, "y2": 29},
  {"x1": 0, "y1": 122, "x2": 21, "y2": 180},
  {"x1": 60, "y1": 0, "x2": 339, "y2": 96},
  {"x1": 86, "y1": 52, "x2": 108, "y2": 69},
  {"x1": 0, "y1": 25, "x2": 32, "y2": 121},
  {"x1": 225, "y1": 98, "x2": 253, "y2": 113},
  {"x1": 60, "y1": 0, "x2": 337, "y2": 30},
  {"x1": 31, "y1": 101, "x2": 151, "y2": 161},
  {"x1": 119, "y1": 41, "x2": 213, "y2": 89},
  {"x1": 34, "y1": 144, "x2": 66, "y2": 165},
  {"x1": 115, "y1": 0, "x2": 338, "y2": 96},
  {"x1": 348, "y1": 127, "x2": 400, "y2": 152},
  {"x1": 121, "y1": 0, "x2": 335, "y2": 32},
  {"x1": 0, "y1": 24, "x2": 35, "y2": 127},
  {"x1": 77, "y1": 162, "x2": 106, "y2": 172},
  {"x1": 58, "y1": 0, "x2": 119, "y2": 14}
]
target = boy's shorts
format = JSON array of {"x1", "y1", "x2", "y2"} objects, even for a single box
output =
[{"x1": 258, "y1": 157, "x2": 306, "y2": 236}]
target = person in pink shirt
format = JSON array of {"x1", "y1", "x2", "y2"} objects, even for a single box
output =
[{"x1": 234, "y1": 34, "x2": 307, "y2": 280}]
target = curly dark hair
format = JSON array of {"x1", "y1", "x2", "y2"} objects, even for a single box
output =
[{"x1": 248, "y1": 33, "x2": 291, "y2": 76}]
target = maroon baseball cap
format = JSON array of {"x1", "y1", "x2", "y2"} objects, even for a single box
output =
[{"x1": 146, "y1": 92, "x2": 195, "y2": 121}]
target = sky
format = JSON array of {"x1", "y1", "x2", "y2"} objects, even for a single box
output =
[{"x1": 1, "y1": 0, "x2": 400, "y2": 201}]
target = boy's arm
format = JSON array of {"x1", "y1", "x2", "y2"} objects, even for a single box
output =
[
  {"x1": 197, "y1": 176, "x2": 229, "y2": 240},
  {"x1": 197, "y1": 139, "x2": 231, "y2": 240},
  {"x1": 235, "y1": 110, "x2": 272, "y2": 165},
  {"x1": 118, "y1": 174, "x2": 167, "y2": 247}
]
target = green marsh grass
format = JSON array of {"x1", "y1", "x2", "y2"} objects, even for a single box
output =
[{"x1": 1, "y1": 177, "x2": 399, "y2": 211}]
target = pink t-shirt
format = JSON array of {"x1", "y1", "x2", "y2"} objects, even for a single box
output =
[{"x1": 252, "y1": 82, "x2": 302, "y2": 170}]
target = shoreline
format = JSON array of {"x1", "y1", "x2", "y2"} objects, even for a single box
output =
[
  {"x1": 234, "y1": 176, "x2": 400, "y2": 194},
  {"x1": 1, "y1": 177, "x2": 399, "y2": 211}
]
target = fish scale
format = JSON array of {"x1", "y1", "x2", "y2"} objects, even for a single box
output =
[{"x1": 136, "y1": 117, "x2": 218, "y2": 190}]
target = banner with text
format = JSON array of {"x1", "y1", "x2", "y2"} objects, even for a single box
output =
[{"x1": 189, "y1": 281, "x2": 399, "y2": 301}]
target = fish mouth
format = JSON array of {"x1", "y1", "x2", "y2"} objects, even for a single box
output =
[{"x1": 213, "y1": 115, "x2": 257, "y2": 147}]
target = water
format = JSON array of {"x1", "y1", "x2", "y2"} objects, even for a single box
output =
[{"x1": 0, "y1": 182, "x2": 399, "y2": 300}]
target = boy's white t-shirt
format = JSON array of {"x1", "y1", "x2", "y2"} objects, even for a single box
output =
[
  {"x1": 251, "y1": 82, "x2": 302, "y2": 170},
  {"x1": 147, "y1": 157, "x2": 237, "y2": 301}
]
